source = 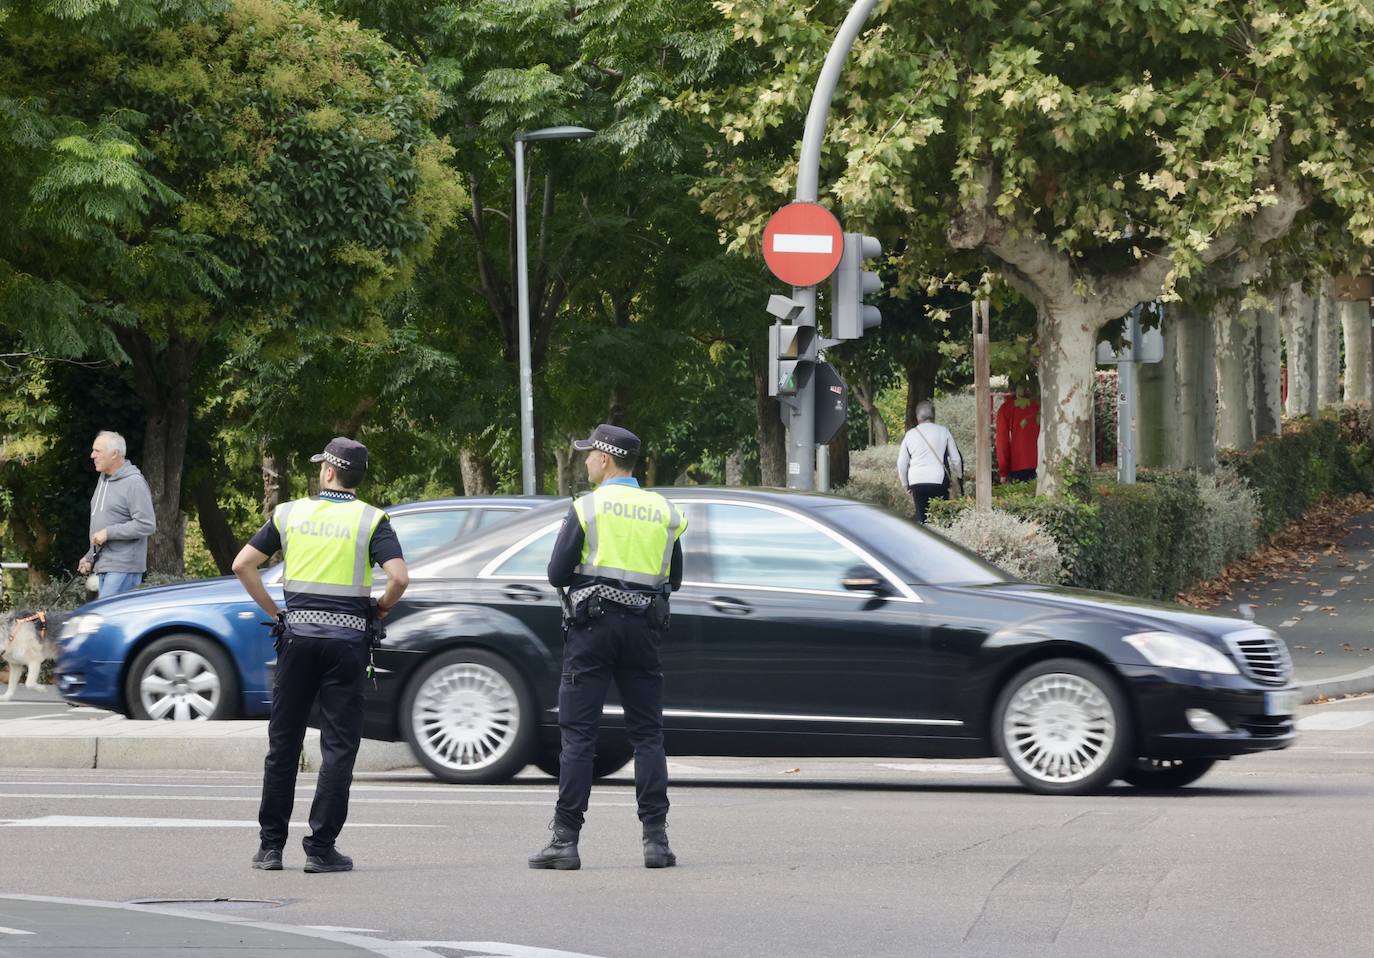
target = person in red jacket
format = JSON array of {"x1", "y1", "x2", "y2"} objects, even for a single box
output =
[{"x1": 996, "y1": 386, "x2": 1040, "y2": 483}]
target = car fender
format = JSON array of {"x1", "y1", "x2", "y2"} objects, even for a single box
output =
[
  {"x1": 964, "y1": 616, "x2": 1137, "y2": 743},
  {"x1": 379, "y1": 603, "x2": 558, "y2": 703}
]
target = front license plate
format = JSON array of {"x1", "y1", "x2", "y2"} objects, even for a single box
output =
[{"x1": 1264, "y1": 690, "x2": 1300, "y2": 716}]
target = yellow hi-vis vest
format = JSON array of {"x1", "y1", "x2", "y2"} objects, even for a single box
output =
[
  {"x1": 573, "y1": 483, "x2": 685, "y2": 590},
  {"x1": 273, "y1": 497, "x2": 385, "y2": 598}
]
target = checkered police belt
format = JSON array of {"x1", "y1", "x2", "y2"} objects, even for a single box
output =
[
  {"x1": 285, "y1": 610, "x2": 367, "y2": 631},
  {"x1": 570, "y1": 584, "x2": 652, "y2": 609}
]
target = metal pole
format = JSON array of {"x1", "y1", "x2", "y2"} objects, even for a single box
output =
[
  {"x1": 1117, "y1": 308, "x2": 1139, "y2": 484},
  {"x1": 515, "y1": 139, "x2": 536, "y2": 496},
  {"x1": 785, "y1": 0, "x2": 879, "y2": 492},
  {"x1": 974, "y1": 300, "x2": 993, "y2": 511}
]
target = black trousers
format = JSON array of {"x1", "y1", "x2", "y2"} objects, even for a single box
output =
[
  {"x1": 555, "y1": 610, "x2": 669, "y2": 833},
  {"x1": 910, "y1": 483, "x2": 949, "y2": 524},
  {"x1": 258, "y1": 633, "x2": 367, "y2": 854}
]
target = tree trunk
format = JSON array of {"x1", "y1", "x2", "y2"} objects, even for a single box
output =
[
  {"x1": 753, "y1": 365, "x2": 786, "y2": 486},
  {"x1": 1280, "y1": 283, "x2": 1318, "y2": 418},
  {"x1": 1252, "y1": 296, "x2": 1283, "y2": 439},
  {"x1": 724, "y1": 448, "x2": 745, "y2": 486},
  {"x1": 1137, "y1": 312, "x2": 1177, "y2": 468},
  {"x1": 261, "y1": 448, "x2": 286, "y2": 520},
  {"x1": 1035, "y1": 307, "x2": 1100, "y2": 496},
  {"x1": 828, "y1": 425, "x2": 850, "y2": 488},
  {"x1": 120, "y1": 330, "x2": 195, "y2": 576},
  {"x1": 1214, "y1": 305, "x2": 1254, "y2": 451},
  {"x1": 555, "y1": 441, "x2": 575, "y2": 496},
  {"x1": 850, "y1": 376, "x2": 890, "y2": 446},
  {"x1": 458, "y1": 444, "x2": 494, "y2": 496},
  {"x1": 1171, "y1": 303, "x2": 1217, "y2": 471},
  {"x1": 1342, "y1": 299, "x2": 1373, "y2": 405},
  {"x1": 193, "y1": 473, "x2": 239, "y2": 575},
  {"x1": 903, "y1": 350, "x2": 941, "y2": 430},
  {"x1": 607, "y1": 384, "x2": 628, "y2": 426},
  {"x1": 1315, "y1": 277, "x2": 1343, "y2": 407}
]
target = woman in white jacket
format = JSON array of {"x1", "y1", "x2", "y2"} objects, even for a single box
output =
[{"x1": 895, "y1": 400, "x2": 963, "y2": 524}]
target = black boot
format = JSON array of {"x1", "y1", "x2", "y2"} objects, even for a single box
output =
[
  {"x1": 528, "y1": 821, "x2": 581, "y2": 870},
  {"x1": 303, "y1": 846, "x2": 353, "y2": 873},
  {"x1": 251, "y1": 845, "x2": 282, "y2": 871},
  {"x1": 642, "y1": 822, "x2": 676, "y2": 869}
]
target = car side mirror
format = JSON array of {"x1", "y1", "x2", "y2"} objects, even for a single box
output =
[{"x1": 841, "y1": 565, "x2": 890, "y2": 595}]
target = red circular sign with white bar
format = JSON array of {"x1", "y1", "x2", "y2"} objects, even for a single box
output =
[{"x1": 762, "y1": 202, "x2": 844, "y2": 287}]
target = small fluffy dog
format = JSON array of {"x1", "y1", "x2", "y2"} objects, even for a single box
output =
[{"x1": 1, "y1": 610, "x2": 62, "y2": 699}]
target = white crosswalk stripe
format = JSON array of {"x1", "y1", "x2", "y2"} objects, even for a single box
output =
[{"x1": 1297, "y1": 710, "x2": 1374, "y2": 731}]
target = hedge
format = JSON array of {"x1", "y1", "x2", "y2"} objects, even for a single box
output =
[{"x1": 864, "y1": 403, "x2": 1373, "y2": 601}]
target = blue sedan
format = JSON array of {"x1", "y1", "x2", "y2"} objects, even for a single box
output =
[{"x1": 54, "y1": 496, "x2": 542, "y2": 720}]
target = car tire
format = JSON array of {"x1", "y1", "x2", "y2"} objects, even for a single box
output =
[
  {"x1": 993, "y1": 657, "x2": 1132, "y2": 795},
  {"x1": 534, "y1": 743, "x2": 635, "y2": 781},
  {"x1": 1120, "y1": 757, "x2": 1216, "y2": 790},
  {"x1": 125, "y1": 635, "x2": 240, "y2": 721},
  {"x1": 401, "y1": 648, "x2": 535, "y2": 784}
]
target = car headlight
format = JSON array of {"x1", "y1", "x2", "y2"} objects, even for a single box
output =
[
  {"x1": 59, "y1": 614, "x2": 104, "y2": 652},
  {"x1": 1123, "y1": 631, "x2": 1238, "y2": 674}
]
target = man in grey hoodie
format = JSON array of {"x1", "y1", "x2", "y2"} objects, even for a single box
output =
[{"x1": 77, "y1": 431, "x2": 157, "y2": 598}]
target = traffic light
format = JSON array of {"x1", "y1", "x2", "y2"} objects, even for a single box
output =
[
  {"x1": 832, "y1": 232, "x2": 882, "y2": 340},
  {"x1": 768, "y1": 322, "x2": 817, "y2": 397}
]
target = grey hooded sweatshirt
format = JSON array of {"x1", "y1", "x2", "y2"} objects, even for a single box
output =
[{"x1": 84, "y1": 462, "x2": 157, "y2": 573}]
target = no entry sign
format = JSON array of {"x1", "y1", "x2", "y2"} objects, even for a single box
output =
[{"x1": 762, "y1": 202, "x2": 844, "y2": 287}]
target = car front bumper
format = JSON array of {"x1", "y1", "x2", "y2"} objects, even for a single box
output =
[{"x1": 1121, "y1": 665, "x2": 1299, "y2": 758}]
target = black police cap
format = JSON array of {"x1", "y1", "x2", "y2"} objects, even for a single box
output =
[
  {"x1": 571, "y1": 424, "x2": 640, "y2": 459},
  {"x1": 310, "y1": 436, "x2": 369, "y2": 472}
]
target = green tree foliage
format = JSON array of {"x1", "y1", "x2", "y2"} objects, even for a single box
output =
[
  {"x1": 686, "y1": 0, "x2": 1374, "y2": 493},
  {"x1": 1, "y1": 0, "x2": 464, "y2": 572}
]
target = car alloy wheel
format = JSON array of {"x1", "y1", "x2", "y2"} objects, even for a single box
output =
[
  {"x1": 995, "y1": 658, "x2": 1131, "y2": 795},
  {"x1": 140, "y1": 651, "x2": 222, "y2": 721},
  {"x1": 125, "y1": 635, "x2": 240, "y2": 721},
  {"x1": 401, "y1": 649, "x2": 536, "y2": 784}
]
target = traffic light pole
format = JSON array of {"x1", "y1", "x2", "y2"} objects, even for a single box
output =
[{"x1": 785, "y1": 0, "x2": 879, "y2": 491}]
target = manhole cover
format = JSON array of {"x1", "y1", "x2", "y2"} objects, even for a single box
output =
[{"x1": 128, "y1": 898, "x2": 288, "y2": 912}]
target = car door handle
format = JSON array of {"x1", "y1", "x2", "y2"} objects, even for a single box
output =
[
  {"x1": 503, "y1": 585, "x2": 544, "y2": 602},
  {"x1": 710, "y1": 597, "x2": 753, "y2": 615}
]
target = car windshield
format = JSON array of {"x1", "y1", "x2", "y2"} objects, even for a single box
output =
[{"x1": 817, "y1": 502, "x2": 1010, "y2": 586}]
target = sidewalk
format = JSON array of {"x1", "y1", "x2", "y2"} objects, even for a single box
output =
[
  {"x1": 0, "y1": 713, "x2": 415, "y2": 772},
  {"x1": 1200, "y1": 508, "x2": 1374, "y2": 700}
]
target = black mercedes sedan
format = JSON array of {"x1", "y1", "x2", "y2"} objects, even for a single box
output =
[{"x1": 361, "y1": 489, "x2": 1297, "y2": 795}]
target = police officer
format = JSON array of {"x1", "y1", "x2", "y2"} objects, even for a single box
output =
[
  {"x1": 232, "y1": 437, "x2": 409, "y2": 873},
  {"x1": 528, "y1": 424, "x2": 686, "y2": 871}
]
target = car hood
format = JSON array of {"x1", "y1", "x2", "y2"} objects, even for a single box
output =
[
  {"x1": 966, "y1": 582, "x2": 1255, "y2": 642},
  {"x1": 75, "y1": 575, "x2": 255, "y2": 615}
]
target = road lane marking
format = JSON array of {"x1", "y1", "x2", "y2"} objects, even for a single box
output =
[
  {"x1": 1296, "y1": 711, "x2": 1374, "y2": 731},
  {"x1": 307, "y1": 926, "x2": 384, "y2": 933},
  {"x1": 0, "y1": 794, "x2": 634, "y2": 808},
  {"x1": 0, "y1": 816, "x2": 438, "y2": 828},
  {"x1": 0, "y1": 926, "x2": 35, "y2": 935},
  {"x1": 876, "y1": 763, "x2": 1009, "y2": 775},
  {"x1": 406, "y1": 943, "x2": 610, "y2": 958},
  {"x1": 0, "y1": 894, "x2": 435, "y2": 958},
  {"x1": 0, "y1": 780, "x2": 562, "y2": 795}
]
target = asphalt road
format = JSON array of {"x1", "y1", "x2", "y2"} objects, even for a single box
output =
[{"x1": 1, "y1": 697, "x2": 1372, "y2": 958}]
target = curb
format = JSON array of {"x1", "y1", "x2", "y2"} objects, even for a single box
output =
[
  {"x1": 1299, "y1": 665, "x2": 1374, "y2": 702},
  {"x1": 0, "y1": 718, "x2": 416, "y2": 772}
]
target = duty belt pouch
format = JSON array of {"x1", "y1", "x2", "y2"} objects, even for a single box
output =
[{"x1": 648, "y1": 594, "x2": 670, "y2": 630}]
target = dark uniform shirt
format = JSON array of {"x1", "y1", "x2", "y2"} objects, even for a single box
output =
[
  {"x1": 248, "y1": 490, "x2": 404, "y2": 639},
  {"x1": 546, "y1": 478, "x2": 683, "y2": 594}
]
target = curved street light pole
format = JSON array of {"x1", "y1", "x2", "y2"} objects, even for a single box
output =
[{"x1": 514, "y1": 126, "x2": 595, "y2": 496}]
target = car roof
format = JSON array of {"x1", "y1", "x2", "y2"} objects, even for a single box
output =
[{"x1": 385, "y1": 495, "x2": 555, "y2": 512}]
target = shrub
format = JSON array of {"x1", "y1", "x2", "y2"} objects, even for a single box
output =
[
  {"x1": 841, "y1": 444, "x2": 913, "y2": 517},
  {"x1": 1194, "y1": 464, "x2": 1261, "y2": 580},
  {"x1": 933, "y1": 509, "x2": 1064, "y2": 584}
]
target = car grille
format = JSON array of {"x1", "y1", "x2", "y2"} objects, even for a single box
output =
[{"x1": 1223, "y1": 629, "x2": 1293, "y2": 686}]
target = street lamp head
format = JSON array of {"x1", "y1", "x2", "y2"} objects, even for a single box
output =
[{"x1": 515, "y1": 125, "x2": 596, "y2": 143}]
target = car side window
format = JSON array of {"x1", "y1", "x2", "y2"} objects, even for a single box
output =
[
  {"x1": 704, "y1": 503, "x2": 865, "y2": 592},
  {"x1": 471, "y1": 509, "x2": 522, "y2": 532},
  {"x1": 490, "y1": 526, "x2": 561, "y2": 577},
  {"x1": 390, "y1": 509, "x2": 469, "y2": 561}
]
